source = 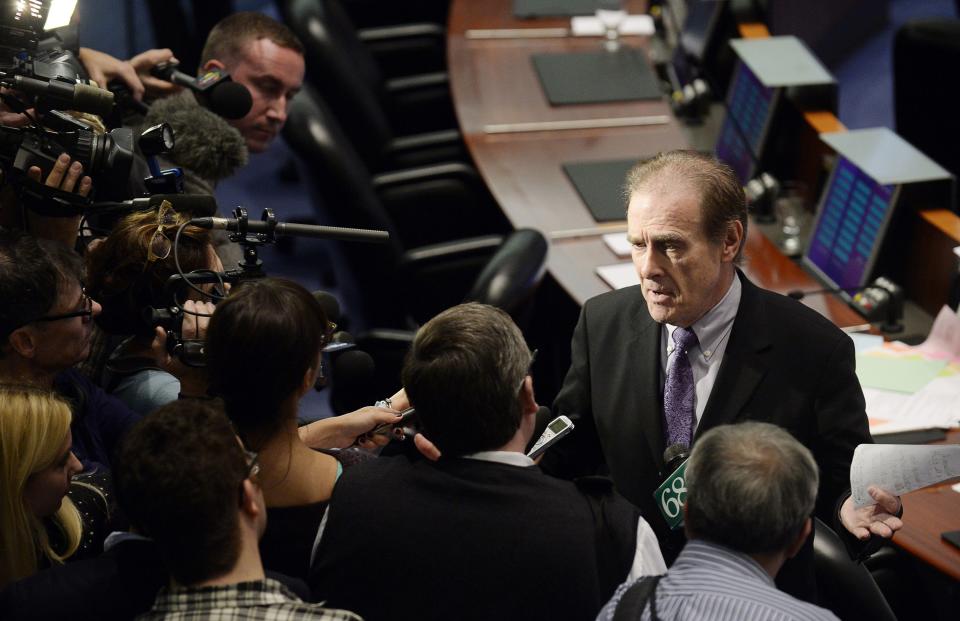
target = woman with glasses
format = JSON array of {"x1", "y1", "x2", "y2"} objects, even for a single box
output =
[
  {"x1": 205, "y1": 277, "x2": 395, "y2": 580},
  {"x1": 0, "y1": 386, "x2": 112, "y2": 591},
  {"x1": 85, "y1": 202, "x2": 219, "y2": 415}
]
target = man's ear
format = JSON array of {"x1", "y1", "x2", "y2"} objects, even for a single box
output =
[
  {"x1": 721, "y1": 220, "x2": 744, "y2": 263},
  {"x1": 785, "y1": 518, "x2": 813, "y2": 559},
  {"x1": 519, "y1": 376, "x2": 538, "y2": 417},
  {"x1": 240, "y1": 479, "x2": 261, "y2": 520},
  {"x1": 201, "y1": 59, "x2": 226, "y2": 73},
  {"x1": 7, "y1": 328, "x2": 38, "y2": 359}
]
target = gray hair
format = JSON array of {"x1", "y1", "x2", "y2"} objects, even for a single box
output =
[{"x1": 685, "y1": 422, "x2": 818, "y2": 554}]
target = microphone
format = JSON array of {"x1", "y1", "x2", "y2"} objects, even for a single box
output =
[
  {"x1": 330, "y1": 349, "x2": 377, "y2": 415},
  {"x1": 143, "y1": 91, "x2": 248, "y2": 186},
  {"x1": 6, "y1": 74, "x2": 114, "y2": 116},
  {"x1": 90, "y1": 193, "x2": 217, "y2": 217},
  {"x1": 150, "y1": 63, "x2": 253, "y2": 120},
  {"x1": 655, "y1": 443, "x2": 690, "y2": 530},
  {"x1": 190, "y1": 216, "x2": 390, "y2": 244},
  {"x1": 313, "y1": 290, "x2": 341, "y2": 324},
  {"x1": 786, "y1": 277, "x2": 904, "y2": 333}
]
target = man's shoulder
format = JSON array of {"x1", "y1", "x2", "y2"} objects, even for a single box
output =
[
  {"x1": 744, "y1": 279, "x2": 851, "y2": 346},
  {"x1": 584, "y1": 285, "x2": 645, "y2": 317}
]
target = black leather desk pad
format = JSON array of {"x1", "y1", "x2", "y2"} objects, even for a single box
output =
[
  {"x1": 514, "y1": 0, "x2": 599, "y2": 18},
  {"x1": 563, "y1": 159, "x2": 637, "y2": 222},
  {"x1": 532, "y1": 48, "x2": 662, "y2": 105}
]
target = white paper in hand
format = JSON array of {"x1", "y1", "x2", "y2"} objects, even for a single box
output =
[{"x1": 850, "y1": 444, "x2": 960, "y2": 507}]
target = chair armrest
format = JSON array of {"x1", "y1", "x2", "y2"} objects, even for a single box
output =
[
  {"x1": 358, "y1": 23, "x2": 445, "y2": 43},
  {"x1": 384, "y1": 71, "x2": 448, "y2": 94},
  {"x1": 373, "y1": 161, "x2": 481, "y2": 190},
  {"x1": 399, "y1": 235, "x2": 505, "y2": 323},
  {"x1": 382, "y1": 129, "x2": 467, "y2": 171}
]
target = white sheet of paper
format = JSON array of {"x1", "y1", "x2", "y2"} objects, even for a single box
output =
[
  {"x1": 570, "y1": 15, "x2": 655, "y2": 36},
  {"x1": 596, "y1": 262, "x2": 639, "y2": 289},
  {"x1": 849, "y1": 332, "x2": 884, "y2": 353},
  {"x1": 917, "y1": 305, "x2": 960, "y2": 357},
  {"x1": 603, "y1": 232, "x2": 632, "y2": 257},
  {"x1": 850, "y1": 444, "x2": 960, "y2": 507}
]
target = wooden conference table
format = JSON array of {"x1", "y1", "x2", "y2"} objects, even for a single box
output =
[
  {"x1": 447, "y1": 0, "x2": 864, "y2": 328},
  {"x1": 447, "y1": 0, "x2": 960, "y2": 581}
]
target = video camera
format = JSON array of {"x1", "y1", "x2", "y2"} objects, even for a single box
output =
[{"x1": 0, "y1": 0, "x2": 135, "y2": 207}]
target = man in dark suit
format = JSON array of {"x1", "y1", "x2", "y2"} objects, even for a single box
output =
[
  {"x1": 311, "y1": 303, "x2": 665, "y2": 621},
  {"x1": 540, "y1": 150, "x2": 902, "y2": 601}
]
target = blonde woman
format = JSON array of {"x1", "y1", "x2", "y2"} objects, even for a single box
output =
[{"x1": 0, "y1": 386, "x2": 109, "y2": 590}]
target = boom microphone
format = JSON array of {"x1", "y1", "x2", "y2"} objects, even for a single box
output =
[
  {"x1": 190, "y1": 216, "x2": 390, "y2": 244},
  {"x1": 150, "y1": 63, "x2": 253, "y2": 120},
  {"x1": 5, "y1": 74, "x2": 115, "y2": 116}
]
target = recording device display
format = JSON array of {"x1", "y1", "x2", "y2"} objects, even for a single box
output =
[
  {"x1": 527, "y1": 415, "x2": 574, "y2": 460},
  {"x1": 714, "y1": 60, "x2": 779, "y2": 184},
  {"x1": 803, "y1": 156, "x2": 898, "y2": 301}
]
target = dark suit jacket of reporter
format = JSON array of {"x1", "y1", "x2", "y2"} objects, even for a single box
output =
[{"x1": 541, "y1": 271, "x2": 872, "y2": 601}]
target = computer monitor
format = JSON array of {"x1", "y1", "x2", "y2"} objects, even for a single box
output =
[
  {"x1": 714, "y1": 60, "x2": 779, "y2": 184},
  {"x1": 803, "y1": 156, "x2": 899, "y2": 300}
]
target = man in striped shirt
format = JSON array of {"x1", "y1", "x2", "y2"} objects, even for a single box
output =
[{"x1": 598, "y1": 422, "x2": 839, "y2": 621}]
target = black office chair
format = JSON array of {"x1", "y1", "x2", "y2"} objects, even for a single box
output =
[
  {"x1": 283, "y1": 84, "x2": 534, "y2": 330},
  {"x1": 338, "y1": 0, "x2": 450, "y2": 28},
  {"x1": 812, "y1": 518, "x2": 897, "y2": 621},
  {"x1": 279, "y1": 0, "x2": 460, "y2": 173},
  {"x1": 894, "y1": 18, "x2": 960, "y2": 211}
]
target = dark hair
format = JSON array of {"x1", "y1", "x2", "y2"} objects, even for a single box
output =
[
  {"x1": 684, "y1": 422, "x2": 818, "y2": 555},
  {"x1": 206, "y1": 278, "x2": 327, "y2": 447},
  {"x1": 0, "y1": 230, "x2": 83, "y2": 350},
  {"x1": 402, "y1": 303, "x2": 532, "y2": 457},
  {"x1": 114, "y1": 399, "x2": 248, "y2": 586},
  {"x1": 85, "y1": 205, "x2": 212, "y2": 336},
  {"x1": 625, "y1": 150, "x2": 748, "y2": 263},
  {"x1": 199, "y1": 11, "x2": 304, "y2": 69}
]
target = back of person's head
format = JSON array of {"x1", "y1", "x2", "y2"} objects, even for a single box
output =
[
  {"x1": 114, "y1": 399, "x2": 249, "y2": 586},
  {"x1": 684, "y1": 421, "x2": 818, "y2": 555},
  {"x1": 85, "y1": 203, "x2": 213, "y2": 335},
  {"x1": 0, "y1": 385, "x2": 83, "y2": 588},
  {"x1": 402, "y1": 302, "x2": 533, "y2": 457},
  {"x1": 199, "y1": 11, "x2": 304, "y2": 68},
  {"x1": 0, "y1": 231, "x2": 83, "y2": 353},
  {"x1": 205, "y1": 277, "x2": 329, "y2": 447}
]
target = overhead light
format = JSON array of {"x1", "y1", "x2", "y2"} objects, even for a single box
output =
[{"x1": 43, "y1": 0, "x2": 77, "y2": 30}]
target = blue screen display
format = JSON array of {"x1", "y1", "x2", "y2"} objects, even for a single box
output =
[
  {"x1": 805, "y1": 157, "x2": 895, "y2": 290},
  {"x1": 715, "y1": 61, "x2": 776, "y2": 184}
]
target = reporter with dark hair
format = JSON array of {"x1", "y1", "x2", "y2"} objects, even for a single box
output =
[
  {"x1": 205, "y1": 277, "x2": 398, "y2": 580},
  {"x1": 115, "y1": 399, "x2": 360, "y2": 621},
  {"x1": 0, "y1": 229, "x2": 139, "y2": 471},
  {"x1": 311, "y1": 303, "x2": 665, "y2": 621}
]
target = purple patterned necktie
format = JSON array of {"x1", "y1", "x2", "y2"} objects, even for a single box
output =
[{"x1": 663, "y1": 326, "x2": 699, "y2": 448}]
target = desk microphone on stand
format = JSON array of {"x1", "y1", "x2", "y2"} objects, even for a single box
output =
[{"x1": 787, "y1": 276, "x2": 904, "y2": 333}]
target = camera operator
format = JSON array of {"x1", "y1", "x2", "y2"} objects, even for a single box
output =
[{"x1": 85, "y1": 202, "x2": 218, "y2": 414}]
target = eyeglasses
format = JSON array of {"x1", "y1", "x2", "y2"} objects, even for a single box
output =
[
  {"x1": 518, "y1": 349, "x2": 538, "y2": 391},
  {"x1": 146, "y1": 201, "x2": 176, "y2": 264},
  {"x1": 33, "y1": 287, "x2": 94, "y2": 324},
  {"x1": 243, "y1": 449, "x2": 260, "y2": 481},
  {"x1": 238, "y1": 449, "x2": 260, "y2": 506}
]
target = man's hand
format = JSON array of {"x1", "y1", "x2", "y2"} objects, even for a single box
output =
[
  {"x1": 299, "y1": 406, "x2": 403, "y2": 450},
  {"x1": 159, "y1": 300, "x2": 215, "y2": 397},
  {"x1": 78, "y1": 47, "x2": 144, "y2": 99},
  {"x1": 129, "y1": 48, "x2": 182, "y2": 98},
  {"x1": 79, "y1": 47, "x2": 180, "y2": 101},
  {"x1": 840, "y1": 487, "x2": 903, "y2": 541},
  {"x1": 27, "y1": 153, "x2": 92, "y2": 197}
]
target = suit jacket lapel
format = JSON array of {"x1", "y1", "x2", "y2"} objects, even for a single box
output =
[
  {"x1": 629, "y1": 299, "x2": 667, "y2": 470},
  {"x1": 696, "y1": 272, "x2": 772, "y2": 438}
]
